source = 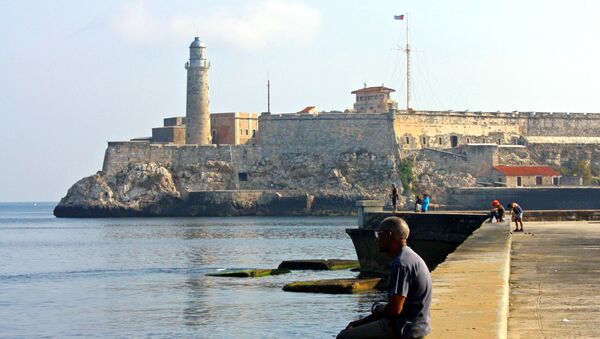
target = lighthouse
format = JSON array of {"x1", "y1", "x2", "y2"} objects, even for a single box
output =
[{"x1": 185, "y1": 37, "x2": 211, "y2": 145}]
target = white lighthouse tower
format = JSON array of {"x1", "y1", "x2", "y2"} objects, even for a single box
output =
[{"x1": 185, "y1": 37, "x2": 211, "y2": 145}]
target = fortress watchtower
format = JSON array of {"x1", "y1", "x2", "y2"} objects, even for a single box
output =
[{"x1": 185, "y1": 37, "x2": 211, "y2": 145}]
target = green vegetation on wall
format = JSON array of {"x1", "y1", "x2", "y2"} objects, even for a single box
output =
[
  {"x1": 398, "y1": 158, "x2": 414, "y2": 195},
  {"x1": 561, "y1": 160, "x2": 594, "y2": 184}
]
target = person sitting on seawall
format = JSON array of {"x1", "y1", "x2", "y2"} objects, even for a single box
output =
[
  {"x1": 420, "y1": 194, "x2": 430, "y2": 212},
  {"x1": 337, "y1": 217, "x2": 432, "y2": 339},
  {"x1": 487, "y1": 200, "x2": 505, "y2": 222},
  {"x1": 414, "y1": 195, "x2": 422, "y2": 213},
  {"x1": 508, "y1": 202, "x2": 524, "y2": 232}
]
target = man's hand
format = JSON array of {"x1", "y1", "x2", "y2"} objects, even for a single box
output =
[
  {"x1": 345, "y1": 320, "x2": 360, "y2": 330},
  {"x1": 371, "y1": 302, "x2": 386, "y2": 315}
]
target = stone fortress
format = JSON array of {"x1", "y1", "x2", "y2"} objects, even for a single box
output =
[{"x1": 54, "y1": 38, "x2": 600, "y2": 217}]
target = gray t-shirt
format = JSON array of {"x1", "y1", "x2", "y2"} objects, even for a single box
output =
[{"x1": 388, "y1": 246, "x2": 432, "y2": 338}]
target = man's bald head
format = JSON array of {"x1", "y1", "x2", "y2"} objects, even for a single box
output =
[{"x1": 378, "y1": 217, "x2": 410, "y2": 243}]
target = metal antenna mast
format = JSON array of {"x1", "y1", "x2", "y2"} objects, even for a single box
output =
[
  {"x1": 405, "y1": 13, "x2": 411, "y2": 112},
  {"x1": 267, "y1": 73, "x2": 271, "y2": 114}
]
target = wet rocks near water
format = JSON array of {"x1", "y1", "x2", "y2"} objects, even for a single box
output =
[
  {"x1": 283, "y1": 278, "x2": 382, "y2": 294},
  {"x1": 206, "y1": 268, "x2": 291, "y2": 278},
  {"x1": 278, "y1": 259, "x2": 359, "y2": 271}
]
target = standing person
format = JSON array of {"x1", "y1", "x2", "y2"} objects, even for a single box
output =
[
  {"x1": 508, "y1": 202, "x2": 524, "y2": 232},
  {"x1": 390, "y1": 183, "x2": 399, "y2": 212},
  {"x1": 337, "y1": 217, "x2": 432, "y2": 339},
  {"x1": 415, "y1": 195, "x2": 422, "y2": 213},
  {"x1": 421, "y1": 194, "x2": 430, "y2": 212}
]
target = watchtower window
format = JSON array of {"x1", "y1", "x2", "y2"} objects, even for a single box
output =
[
  {"x1": 238, "y1": 172, "x2": 248, "y2": 181},
  {"x1": 450, "y1": 136, "x2": 458, "y2": 147}
]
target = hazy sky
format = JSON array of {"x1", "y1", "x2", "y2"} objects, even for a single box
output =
[{"x1": 2, "y1": 0, "x2": 600, "y2": 202}]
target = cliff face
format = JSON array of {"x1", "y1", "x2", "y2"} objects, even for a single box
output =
[{"x1": 54, "y1": 163, "x2": 182, "y2": 217}]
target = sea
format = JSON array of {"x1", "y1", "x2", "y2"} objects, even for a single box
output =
[{"x1": 0, "y1": 202, "x2": 384, "y2": 338}]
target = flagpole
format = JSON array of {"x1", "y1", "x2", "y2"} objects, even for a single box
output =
[{"x1": 405, "y1": 13, "x2": 411, "y2": 113}]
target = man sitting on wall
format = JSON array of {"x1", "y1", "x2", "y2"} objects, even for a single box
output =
[{"x1": 337, "y1": 217, "x2": 432, "y2": 339}]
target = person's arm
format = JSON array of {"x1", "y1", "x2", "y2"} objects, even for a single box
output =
[
  {"x1": 379, "y1": 294, "x2": 405, "y2": 317},
  {"x1": 344, "y1": 312, "x2": 384, "y2": 329}
]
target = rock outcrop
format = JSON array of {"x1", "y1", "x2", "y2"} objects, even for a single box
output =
[{"x1": 54, "y1": 163, "x2": 181, "y2": 217}]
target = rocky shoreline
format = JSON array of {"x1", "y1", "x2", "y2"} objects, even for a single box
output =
[{"x1": 53, "y1": 163, "x2": 362, "y2": 217}]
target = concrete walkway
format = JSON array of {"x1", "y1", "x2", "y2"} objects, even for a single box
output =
[{"x1": 508, "y1": 221, "x2": 600, "y2": 338}]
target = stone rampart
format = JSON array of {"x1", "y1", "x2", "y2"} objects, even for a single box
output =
[
  {"x1": 258, "y1": 112, "x2": 398, "y2": 156},
  {"x1": 395, "y1": 111, "x2": 600, "y2": 149}
]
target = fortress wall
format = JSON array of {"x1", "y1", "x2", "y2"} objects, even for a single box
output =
[
  {"x1": 395, "y1": 111, "x2": 600, "y2": 145},
  {"x1": 524, "y1": 113, "x2": 600, "y2": 136},
  {"x1": 257, "y1": 112, "x2": 398, "y2": 156},
  {"x1": 394, "y1": 111, "x2": 523, "y2": 148},
  {"x1": 102, "y1": 142, "x2": 254, "y2": 174}
]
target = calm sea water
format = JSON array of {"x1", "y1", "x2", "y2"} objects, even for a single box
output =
[{"x1": 0, "y1": 203, "x2": 384, "y2": 338}]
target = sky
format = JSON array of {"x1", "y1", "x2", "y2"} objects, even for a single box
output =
[{"x1": 1, "y1": 0, "x2": 600, "y2": 202}]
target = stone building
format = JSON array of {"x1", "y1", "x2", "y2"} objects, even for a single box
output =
[
  {"x1": 492, "y1": 165, "x2": 561, "y2": 187},
  {"x1": 211, "y1": 112, "x2": 258, "y2": 145},
  {"x1": 149, "y1": 113, "x2": 257, "y2": 145},
  {"x1": 151, "y1": 117, "x2": 186, "y2": 144},
  {"x1": 351, "y1": 86, "x2": 397, "y2": 113}
]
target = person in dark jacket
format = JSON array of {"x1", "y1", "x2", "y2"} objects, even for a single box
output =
[{"x1": 390, "y1": 183, "x2": 399, "y2": 212}]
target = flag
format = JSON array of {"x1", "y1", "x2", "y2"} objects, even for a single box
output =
[{"x1": 394, "y1": 14, "x2": 404, "y2": 20}]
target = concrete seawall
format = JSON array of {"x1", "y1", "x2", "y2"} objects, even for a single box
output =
[
  {"x1": 429, "y1": 221, "x2": 511, "y2": 339},
  {"x1": 448, "y1": 187, "x2": 600, "y2": 210}
]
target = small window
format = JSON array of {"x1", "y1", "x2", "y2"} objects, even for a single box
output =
[
  {"x1": 438, "y1": 137, "x2": 443, "y2": 145},
  {"x1": 516, "y1": 176, "x2": 522, "y2": 186},
  {"x1": 497, "y1": 139, "x2": 502, "y2": 145},
  {"x1": 466, "y1": 138, "x2": 470, "y2": 143},
  {"x1": 238, "y1": 172, "x2": 248, "y2": 181},
  {"x1": 422, "y1": 137, "x2": 426, "y2": 145},
  {"x1": 536, "y1": 176, "x2": 543, "y2": 185},
  {"x1": 553, "y1": 177, "x2": 559, "y2": 186},
  {"x1": 240, "y1": 129, "x2": 243, "y2": 135},
  {"x1": 482, "y1": 138, "x2": 486, "y2": 143},
  {"x1": 406, "y1": 137, "x2": 410, "y2": 144},
  {"x1": 245, "y1": 129, "x2": 249, "y2": 135}
]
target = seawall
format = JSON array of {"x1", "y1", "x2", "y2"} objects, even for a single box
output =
[{"x1": 448, "y1": 187, "x2": 600, "y2": 210}]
